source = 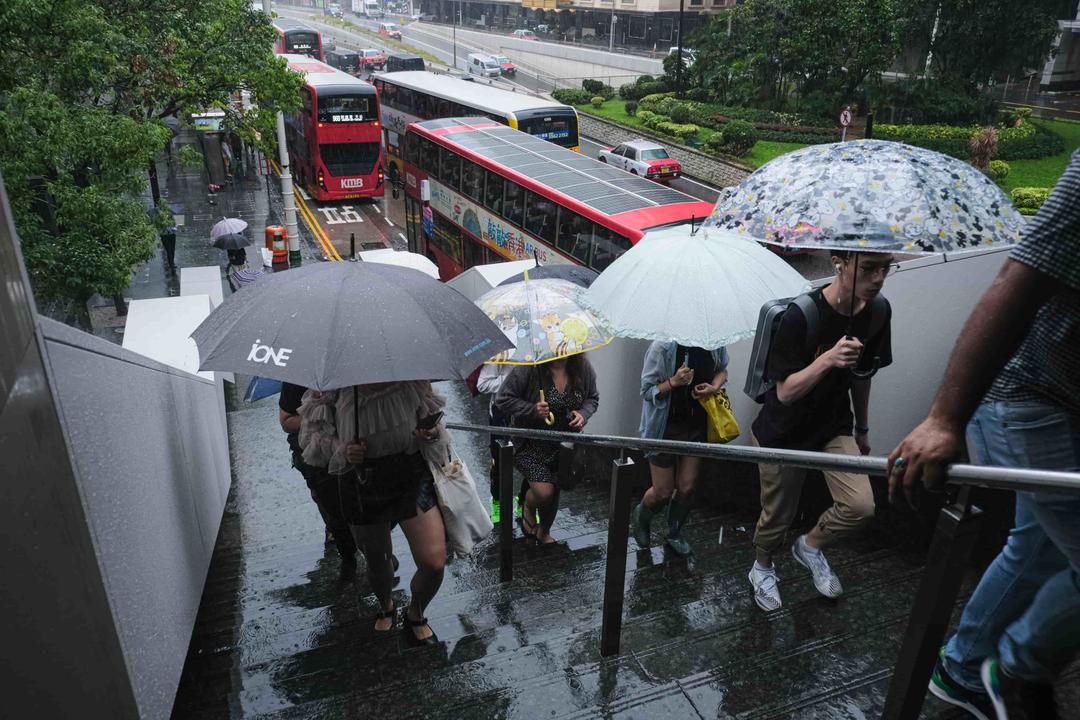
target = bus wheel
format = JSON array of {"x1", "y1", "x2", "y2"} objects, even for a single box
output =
[{"x1": 598, "y1": 156, "x2": 606, "y2": 163}]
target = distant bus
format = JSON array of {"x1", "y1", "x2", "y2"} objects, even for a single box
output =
[
  {"x1": 282, "y1": 55, "x2": 384, "y2": 202},
  {"x1": 372, "y1": 70, "x2": 579, "y2": 183},
  {"x1": 402, "y1": 118, "x2": 712, "y2": 280},
  {"x1": 273, "y1": 18, "x2": 324, "y2": 61}
]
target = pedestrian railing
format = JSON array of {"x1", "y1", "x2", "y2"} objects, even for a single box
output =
[{"x1": 445, "y1": 421, "x2": 1080, "y2": 720}]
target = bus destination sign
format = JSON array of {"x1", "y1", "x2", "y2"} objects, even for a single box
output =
[{"x1": 331, "y1": 113, "x2": 366, "y2": 123}]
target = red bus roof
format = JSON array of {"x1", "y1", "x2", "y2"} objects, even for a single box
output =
[
  {"x1": 410, "y1": 118, "x2": 713, "y2": 236},
  {"x1": 282, "y1": 54, "x2": 377, "y2": 92}
]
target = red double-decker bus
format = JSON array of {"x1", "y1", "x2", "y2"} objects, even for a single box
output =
[
  {"x1": 402, "y1": 118, "x2": 713, "y2": 280},
  {"x1": 273, "y1": 18, "x2": 324, "y2": 61},
  {"x1": 283, "y1": 55, "x2": 384, "y2": 202}
]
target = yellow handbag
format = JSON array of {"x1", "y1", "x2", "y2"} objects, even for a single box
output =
[{"x1": 698, "y1": 389, "x2": 740, "y2": 444}]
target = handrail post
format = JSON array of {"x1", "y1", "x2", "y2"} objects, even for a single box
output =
[
  {"x1": 881, "y1": 500, "x2": 984, "y2": 720},
  {"x1": 600, "y1": 456, "x2": 641, "y2": 657},
  {"x1": 497, "y1": 439, "x2": 514, "y2": 583}
]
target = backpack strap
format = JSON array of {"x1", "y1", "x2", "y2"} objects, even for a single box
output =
[{"x1": 790, "y1": 293, "x2": 820, "y2": 359}]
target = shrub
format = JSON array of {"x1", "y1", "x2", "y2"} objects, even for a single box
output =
[
  {"x1": 875, "y1": 120, "x2": 1061, "y2": 161},
  {"x1": 655, "y1": 121, "x2": 700, "y2": 142},
  {"x1": 639, "y1": 92, "x2": 676, "y2": 112},
  {"x1": 591, "y1": 95, "x2": 605, "y2": 108},
  {"x1": 668, "y1": 102, "x2": 692, "y2": 124},
  {"x1": 618, "y1": 82, "x2": 637, "y2": 99},
  {"x1": 552, "y1": 88, "x2": 592, "y2": 105},
  {"x1": 719, "y1": 119, "x2": 757, "y2": 156},
  {"x1": 635, "y1": 74, "x2": 655, "y2": 85},
  {"x1": 582, "y1": 79, "x2": 604, "y2": 94},
  {"x1": 685, "y1": 87, "x2": 713, "y2": 103},
  {"x1": 969, "y1": 126, "x2": 999, "y2": 170},
  {"x1": 624, "y1": 100, "x2": 638, "y2": 116},
  {"x1": 988, "y1": 160, "x2": 1010, "y2": 182},
  {"x1": 1011, "y1": 187, "x2": 1051, "y2": 214},
  {"x1": 1008, "y1": 106, "x2": 1033, "y2": 126}
]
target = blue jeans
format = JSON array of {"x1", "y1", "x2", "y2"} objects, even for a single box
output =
[{"x1": 943, "y1": 400, "x2": 1080, "y2": 689}]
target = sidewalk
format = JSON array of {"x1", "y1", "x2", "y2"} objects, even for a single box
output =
[{"x1": 90, "y1": 129, "x2": 329, "y2": 343}]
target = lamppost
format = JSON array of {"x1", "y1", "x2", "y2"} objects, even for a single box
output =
[
  {"x1": 674, "y1": 0, "x2": 684, "y2": 97},
  {"x1": 609, "y1": 6, "x2": 616, "y2": 52},
  {"x1": 453, "y1": 0, "x2": 458, "y2": 69}
]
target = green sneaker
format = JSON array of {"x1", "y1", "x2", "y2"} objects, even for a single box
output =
[
  {"x1": 631, "y1": 502, "x2": 653, "y2": 549},
  {"x1": 490, "y1": 499, "x2": 501, "y2": 523},
  {"x1": 515, "y1": 495, "x2": 523, "y2": 519}
]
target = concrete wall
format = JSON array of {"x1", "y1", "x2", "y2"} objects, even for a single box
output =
[
  {"x1": 581, "y1": 247, "x2": 1007, "y2": 456},
  {"x1": 0, "y1": 175, "x2": 232, "y2": 719}
]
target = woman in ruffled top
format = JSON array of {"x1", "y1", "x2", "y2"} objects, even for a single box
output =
[{"x1": 299, "y1": 380, "x2": 448, "y2": 645}]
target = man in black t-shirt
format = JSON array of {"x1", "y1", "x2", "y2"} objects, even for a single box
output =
[
  {"x1": 747, "y1": 251, "x2": 894, "y2": 612},
  {"x1": 279, "y1": 382, "x2": 358, "y2": 578}
]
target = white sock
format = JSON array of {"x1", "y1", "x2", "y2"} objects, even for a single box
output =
[
  {"x1": 799, "y1": 535, "x2": 822, "y2": 556},
  {"x1": 753, "y1": 560, "x2": 775, "y2": 575}
]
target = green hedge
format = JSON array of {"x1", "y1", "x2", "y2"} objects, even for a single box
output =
[
  {"x1": 874, "y1": 121, "x2": 1063, "y2": 160},
  {"x1": 1011, "y1": 186, "x2": 1051, "y2": 214},
  {"x1": 552, "y1": 88, "x2": 593, "y2": 105}
]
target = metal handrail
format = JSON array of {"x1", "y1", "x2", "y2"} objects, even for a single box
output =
[
  {"x1": 445, "y1": 422, "x2": 1080, "y2": 494},
  {"x1": 448, "y1": 420, "x2": 1080, "y2": 719}
]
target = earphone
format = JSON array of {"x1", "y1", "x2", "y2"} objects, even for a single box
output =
[{"x1": 834, "y1": 264, "x2": 842, "y2": 273}]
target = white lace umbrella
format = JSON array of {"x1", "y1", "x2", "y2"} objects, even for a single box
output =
[{"x1": 581, "y1": 226, "x2": 810, "y2": 348}]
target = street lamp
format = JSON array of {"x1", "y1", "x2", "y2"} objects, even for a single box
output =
[
  {"x1": 453, "y1": 0, "x2": 458, "y2": 69},
  {"x1": 609, "y1": 10, "x2": 616, "y2": 53},
  {"x1": 674, "y1": 0, "x2": 684, "y2": 97}
]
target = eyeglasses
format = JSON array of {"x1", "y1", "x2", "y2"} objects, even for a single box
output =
[{"x1": 857, "y1": 262, "x2": 901, "y2": 278}]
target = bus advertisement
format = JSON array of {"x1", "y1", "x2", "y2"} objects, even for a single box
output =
[
  {"x1": 402, "y1": 118, "x2": 712, "y2": 280},
  {"x1": 282, "y1": 55, "x2": 384, "y2": 202}
]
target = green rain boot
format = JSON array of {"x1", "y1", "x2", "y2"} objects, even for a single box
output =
[
  {"x1": 665, "y1": 494, "x2": 693, "y2": 556},
  {"x1": 631, "y1": 501, "x2": 654, "y2": 549}
]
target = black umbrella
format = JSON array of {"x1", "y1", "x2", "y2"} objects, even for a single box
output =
[
  {"x1": 211, "y1": 232, "x2": 252, "y2": 250},
  {"x1": 497, "y1": 264, "x2": 599, "y2": 288},
  {"x1": 190, "y1": 260, "x2": 513, "y2": 390}
]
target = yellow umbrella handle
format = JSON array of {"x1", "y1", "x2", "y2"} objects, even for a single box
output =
[{"x1": 539, "y1": 388, "x2": 555, "y2": 426}]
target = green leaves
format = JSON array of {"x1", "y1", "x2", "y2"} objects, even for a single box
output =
[{"x1": 0, "y1": 0, "x2": 302, "y2": 303}]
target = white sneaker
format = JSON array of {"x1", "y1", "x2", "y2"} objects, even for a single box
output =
[
  {"x1": 791, "y1": 536, "x2": 843, "y2": 598},
  {"x1": 748, "y1": 564, "x2": 782, "y2": 611}
]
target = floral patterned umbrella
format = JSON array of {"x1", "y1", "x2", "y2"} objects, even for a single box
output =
[
  {"x1": 705, "y1": 140, "x2": 1025, "y2": 254},
  {"x1": 476, "y1": 277, "x2": 613, "y2": 365}
]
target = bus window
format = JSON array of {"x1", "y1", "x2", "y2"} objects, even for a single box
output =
[
  {"x1": 420, "y1": 138, "x2": 439, "y2": 176},
  {"x1": 483, "y1": 170, "x2": 503, "y2": 214},
  {"x1": 320, "y1": 142, "x2": 379, "y2": 176},
  {"x1": 503, "y1": 181, "x2": 525, "y2": 226},
  {"x1": 556, "y1": 211, "x2": 593, "y2": 264},
  {"x1": 590, "y1": 224, "x2": 632, "y2": 271},
  {"x1": 398, "y1": 88, "x2": 414, "y2": 114},
  {"x1": 301, "y1": 88, "x2": 313, "y2": 114},
  {"x1": 524, "y1": 191, "x2": 556, "y2": 243},
  {"x1": 436, "y1": 98, "x2": 453, "y2": 117},
  {"x1": 317, "y1": 92, "x2": 372, "y2": 123},
  {"x1": 462, "y1": 234, "x2": 485, "y2": 268},
  {"x1": 405, "y1": 132, "x2": 419, "y2": 166},
  {"x1": 461, "y1": 161, "x2": 483, "y2": 201},
  {"x1": 433, "y1": 214, "x2": 463, "y2": 264},
  {"x1": 439, "y1": 146, "x2": 461, "y2": 190}
]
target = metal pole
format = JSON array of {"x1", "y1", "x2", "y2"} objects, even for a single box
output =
[
  {"x1": 453, "y1": 0, "x2": 458, "y2": 69},
  {"x1": 675, "y1": 0, "x2": 684, "y2": 97},
  {"x1": 497, "y1": 439, "x2": 514, "y2": 583},
  {"x1": 609, "y1": 7, "x2": 615, "y2": 53},
  {"x1": 882, "y1": 498, "x2": 984, "y2": 720},
  {"x1": 600, "y1": 456, "x2": 639, "y2": 657},
  {"x1": 262, "y1": 0, "x2": 302, "y2": 265}
]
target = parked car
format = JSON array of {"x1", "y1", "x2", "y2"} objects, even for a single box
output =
[
  {"x1": 467, "y1": 53, "x2": 502, "y2": 78},
  {"x1": 360, "y1": 48, "x2": 386, "y2": 70},
  {"x1": 385, "y1": 53, "x2": 425, "y2": 72},
  {"x1": 379, "y1": 22, "x2": 402, "y2": 40},
  {"x1": 512, "y1": 29, "x2": 538, "y2": 40},
  {"x1": 666, "y1": 47, "x2": 697, "y2": 67},
  {"x1": 323, "y1": 2, "x2": 343, "y2": 17},
  {"x1": 491, "y1": 54, "x2": 516, "y2": 77},
  {"x1": 534, "y1": 24, "x2": 553, "y2": 35},
  {"x1": 597, "y1": 140, "x2": 682, "y2": 183}
]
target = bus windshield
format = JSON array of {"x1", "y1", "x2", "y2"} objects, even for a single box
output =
[
  {"x1": 320, "y1": 142, "x2": 380, "y2": 176},
  {"x1": 518, "y1": 113, "x2": 577, "y2": 148},
  {"x1": 286, "y1": 32, "x2": 320, "y2": 57},
  {"x1": 317, "y1": 92, "x2": 373, "y2": 123}
]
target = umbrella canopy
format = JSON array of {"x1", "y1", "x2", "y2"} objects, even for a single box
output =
[
  {"x1": 211, "y1": 217, "x2": 248, "y2": 240},
  {"x1": 212, "y1": 232, "x2": 252, "y2": 250},
  {"x1": 706, "y1": 139, "x2": 1025, "y2": 254},
  {"x1": 191, "y1": 261, "x2": 513, "y2": 389},
  {"x1": 244, "y1": 376, "x2": 283, "y2": 402},
  {"x1": 477, "y1": 278, "x2": 613, "y2": 365},
  {"x1": 497, "y1": 264, "x2": 599, "y2": 288},
  {"x1": 581, "y1": 226, "x2": 811, "y2": 348},
  {"x1": 358, "y1": 248, "x2": 440, "y2": 279}
]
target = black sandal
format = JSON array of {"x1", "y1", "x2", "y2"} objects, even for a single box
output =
[
  {"x1": 374, "y1": 601, "x2": 396, "y2": 633},
  {"x1": 403, "y1": 606, "x2": 439, "y2": 646},
  {"x1": 518, "y1": 512, "x2": 539, "y2": 543}
]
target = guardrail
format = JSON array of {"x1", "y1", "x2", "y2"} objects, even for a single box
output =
[{"x1": 446, "y1": 421, "x2": 1080, "y2": 720}]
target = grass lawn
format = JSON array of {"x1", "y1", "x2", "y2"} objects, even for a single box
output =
[
  {"x1": 578, "y1": 99, "x2": 808, "y2": 169},
  {"x1": 1001, "y1": 118, "x2": 1080, "y2": 191}
]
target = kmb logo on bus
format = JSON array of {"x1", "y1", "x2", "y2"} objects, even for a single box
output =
[{"x1": 342, "y1": 178, "x2": 365, "y2": 189}]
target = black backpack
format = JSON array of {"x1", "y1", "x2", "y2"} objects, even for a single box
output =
[{"x1": 744, "y1": 293, "x2": 888, "y2": 403}]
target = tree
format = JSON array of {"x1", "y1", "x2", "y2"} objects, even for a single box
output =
[
  {"x1": 920, "y1": 0, "x2": 1067, "y2": 88},
  {"x1": 0, "y1": 0, "x2": 302, "y2": 304}
]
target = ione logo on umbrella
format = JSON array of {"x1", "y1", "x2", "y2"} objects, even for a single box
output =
[{"x1": 248, "y1": 340, "x2": 293, "y2": 367}]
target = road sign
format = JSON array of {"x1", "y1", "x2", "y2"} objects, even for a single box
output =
[{"x1": 839, "y1": 107, "x2": 853, "y2": 127}]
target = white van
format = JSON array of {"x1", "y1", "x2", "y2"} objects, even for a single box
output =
[{"x1": 467, "y1": 53, "x2": 502, "y2": 78}]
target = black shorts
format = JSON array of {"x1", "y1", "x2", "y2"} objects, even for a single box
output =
[
  {"x1": 648, "y1": 412, "x2": 708, "y2": 469},
  {"x1": 338, "y1": 452, "x2": 437, "y2": 526}
]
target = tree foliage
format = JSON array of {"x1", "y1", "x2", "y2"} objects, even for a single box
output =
[{"x1": 0, "y1": 0, "x2": 303, "y2": 303}]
